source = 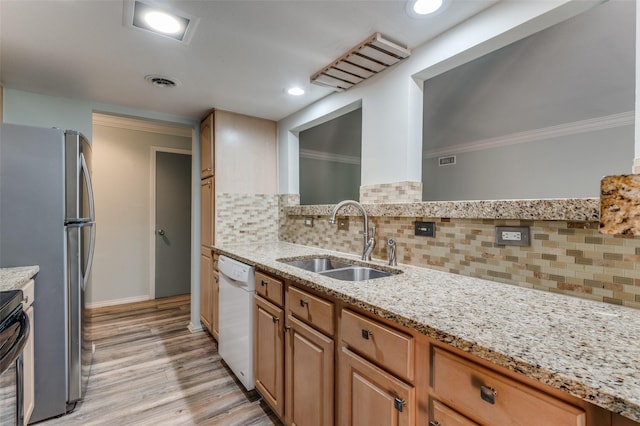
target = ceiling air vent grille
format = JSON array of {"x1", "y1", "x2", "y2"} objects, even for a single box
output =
[
  {"x1": 311, "y1": 33, "x2": 411, "y2": 92},
  {"x1": 144, "y1": 74, "x2": 181, "y2": 88}
]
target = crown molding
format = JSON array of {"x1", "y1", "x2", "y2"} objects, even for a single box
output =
[
  {"x1": 299, "y1": 148, "x2": 361, "y2": 165},
  {"x1": 423, "y1": 111, "x2": 634, "y2": 159},
  {"x1": 93, "y1": 113, "x2": 193, "y2": 138}
]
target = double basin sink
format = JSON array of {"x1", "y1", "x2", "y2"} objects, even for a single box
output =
[{"x1": 278, "y1": 257, "x2": 399, "y2": 282}]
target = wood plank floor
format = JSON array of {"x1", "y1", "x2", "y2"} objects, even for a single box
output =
[{"x1": 38, "y1": 295, "x2": 281, "y2": 426}]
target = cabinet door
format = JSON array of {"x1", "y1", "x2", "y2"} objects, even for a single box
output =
[
  {"x1": 200, "y1": 177, "x2": 214, "y2": 247},
  {"x1": 24, "y1": 304, "x2": 35, "y2": 424},
  {"x1": 339, "y1": 347, "x2": 415, "y2": 426},
  {"x1": 199, "y1": 248, "x2": 212, "y2": 332},
  {"x1": 211, "y1": 270, "x2": 219, "y2": 340},
  {"x1": 286, "y1": 315, "x2": 334, "y2": 426},
  {"x1": 200, "y1": 113, "x2": 214, "y2": 178},
  {"x1": 254, "y1": 296, "x2": 285, "y2": 418}
]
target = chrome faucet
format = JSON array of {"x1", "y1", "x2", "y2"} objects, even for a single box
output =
[
  {"x1": 388, "y1": 238, "x2": 397, "y2": 266},
  {"x1": 329, "y1": 200, "x2": 375, "y2": 261}
]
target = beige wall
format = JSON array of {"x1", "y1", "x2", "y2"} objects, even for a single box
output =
[
  {"x1": 215, "y1": 110, "x2": 277, "y2": 194},
  {"x1": 90, "y1": 123, "x2": 191, "y2": 306}
]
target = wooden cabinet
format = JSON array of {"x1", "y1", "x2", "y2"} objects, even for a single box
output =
[
  {"x1": 200, "y1": 247, "x2": 212, "y2": 333},
  {"x1": 431, "y1": 399, "x2": 479, "y2": 426},
  {"x1": 254, "y1": 272, "x2": 286, "y2": 419},
  {"x1": 200, "y1": 113, "x2": 214, "y2": 179},
  {"x1": 339, "y1": 347, "x2": 414, "y2": 426},
  {"x1": 341, "y1": 309, "x2": 414, "y2": 381},
  {"x1": 339, "y1": 309, "x2": 416, "y2": 426},
  {"x1": 254, "y1": 295, "x2": 285, "y2": 418},
  {"x1": 200, "y1": 176, "x2": 214, "y2": 248},
  {"x1": 22, "y1": 279, "x2": 35, "y2": 424},
  {"x1": 199, "y1": 250, "x2": 219, "y2": 339},
  {"x1": 432, "y1": 347, "x2": 585, "y2": 426},
  {"x1": 253, "y1": 274, "x2": 335, "y2": 426},
  {"x1": 211, "y1": 269, "x2": 219, "y2": 339},
  {"x1": 285, "y1": 315, "x2": 334, "y2": 426},
  {"x1": 248, "y1": 267, "x2": 625, "y2": 426},
  {"x1": 256, "y1": 271, "x2": 284, "y2": 306}
]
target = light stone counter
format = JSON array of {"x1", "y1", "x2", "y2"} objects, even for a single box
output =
[
  {"x1": 0, "y1": 266, "x2": 39, "y2": 292},
  {"x1": 213, "y1": 241, "x2": 640, "y2": 423},
  {"x1": 285, "y1": 198, "x2": 600, "y2": 221}
]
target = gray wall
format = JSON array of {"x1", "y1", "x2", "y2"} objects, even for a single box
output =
[
  {"x1": 422, "y1": 0, "x2": 635, "y2": 201},
  {"x1": 423, "y1": 126, "x2": 634, "y2": 201},
  {"x1": 299, "y1": 108, "x2": 361, "y2": 204},
  {"x1": 299, "y1": 157, "x2": 360, "y2": 205}
]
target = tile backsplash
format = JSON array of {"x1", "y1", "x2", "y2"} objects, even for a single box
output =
[
  {"x1": 360, "y1": 181, "x2": 422, "y2": 203},
  {"x1": 280, "y1": 214, "x2": 640, "y2": 309},
  {"x1": 216, "y1": 193, "x2": 279, "y2": 244}
]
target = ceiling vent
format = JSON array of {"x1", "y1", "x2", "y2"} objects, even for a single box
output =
[
  {"x1": 144, "y1": 74, "x2": 181, "y2": 88},
  {"x1": 311, "y1": 33, "x2": 411, "y2": 92}
]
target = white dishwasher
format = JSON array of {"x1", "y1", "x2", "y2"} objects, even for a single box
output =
[{"x1": 217, "y1": 255, "x2": 255, "y2": 391}]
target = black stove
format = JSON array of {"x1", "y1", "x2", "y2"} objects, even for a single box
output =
[{"x1": 0, "y1": 290, "x2": 23, "y2": 324}]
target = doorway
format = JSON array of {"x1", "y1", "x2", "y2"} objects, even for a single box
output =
[{"x1": 151, "y1": 148, "x2": 192, "y2": 299}]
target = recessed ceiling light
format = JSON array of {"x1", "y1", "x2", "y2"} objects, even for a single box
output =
[
  {"x1": 408, "y1": 0, "x2": 443, "y2": 16},
  {"x1": 144, "y1": 11, "x2": 182, "y2": 35},
  {"x1": 130, "y1": 1, "x2": 191, "y2": 41},
  {"x1": 287, "y1": 87, "x2": 305, "y2": 96}
]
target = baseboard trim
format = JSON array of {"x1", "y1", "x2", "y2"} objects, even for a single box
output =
[
  {"x1": 86, "y1": 295, "x2": 150, "y2": 309},
  {"x1": 188, "y1": 321, "x2": 204, "y2": 333}
]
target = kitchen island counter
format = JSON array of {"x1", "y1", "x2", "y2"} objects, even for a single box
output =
[{"x1": 213, "y1": 241, "x2": 640, "y2": 423}]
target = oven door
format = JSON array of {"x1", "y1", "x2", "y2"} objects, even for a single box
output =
[{"x1": 0, "y1": 308, "x2": 30, "y2": 426}]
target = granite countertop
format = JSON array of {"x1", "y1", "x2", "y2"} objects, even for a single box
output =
[
  {"x1": 213, "y1": 241, "x2": 640, "y2": 422},
  {"x1": 0, "y1": 266, "x2": 39, "y2": 292},
  {"x1": 285, "y1": 198, "x2": 600, "y2": 221}
]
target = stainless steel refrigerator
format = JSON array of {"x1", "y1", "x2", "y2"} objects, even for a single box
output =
[{"x1": 0, "y1": 123, "x2": 96, "y2": 423}]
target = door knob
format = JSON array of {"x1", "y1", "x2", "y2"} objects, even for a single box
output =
[{"x1": 158, "y1": 229, "x2": 165, "y2": 236}]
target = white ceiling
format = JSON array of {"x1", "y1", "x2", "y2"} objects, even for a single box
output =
[{"x1": 0, "y1": 0, "x2": 498, "y2": 122}]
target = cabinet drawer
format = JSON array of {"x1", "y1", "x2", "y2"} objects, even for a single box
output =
[
  {"x1": 432, "y1": 348, "x2": 585, "y2": 426},
  {"x1": 255, "y1": 271, "x2": 284, "y2": 307},
  {"x1": 287, "y1": 286, "x2": 334, "y2": 336},
  {"x1": 341, "y1": 309, "x2": 414, "y2": 381},
  {"x1": 431, "y1": 399, "x2": 479, "y2": 426}
]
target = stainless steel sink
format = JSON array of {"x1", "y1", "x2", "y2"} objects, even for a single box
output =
[
  {"x1": 319, "y1": 266, "x2": 392, "y2": 281},
  {"x1": 278, "y1": 256, "x2": 398, "y2": 282},
  {"x1": 280, "y1": 257, "x2": 351, "y2": 273}
]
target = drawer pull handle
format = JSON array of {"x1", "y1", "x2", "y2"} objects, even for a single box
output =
[
  {"x1": 299, "y1": 299, "x2": 309, "y2": 307},
  {"x1": 261, "y1": 280, "x2": 268, "y2": 286},
  {"x1": 480, "y1": 385, "x2": 497, "y2": 404},
  {"x1": 272, "y1": 316, "x2": 279, "y2": 324},
  {"x1": 361, "y1": 329, "x2": 373, "y2": 340},
  {"x1": 284, "y1": 325, "x2": 291, "y2": 333},
  {"x1": 393, "y1": 397, "x2": 406, "y2": 412}
]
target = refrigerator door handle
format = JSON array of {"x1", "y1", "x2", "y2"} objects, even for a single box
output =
[
  {"x1": 79, "y1": 152, "x2": 96, "y2": 289},
  {"x1": 80, "y1": 152, "x2": 95, "y2": 221},
  {"x1": 83, "y1": 222, "x2": 96, "y2": 290}
]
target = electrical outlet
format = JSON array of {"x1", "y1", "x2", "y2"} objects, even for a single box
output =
[
  {"x1": 337, "y1": 217, "x2": 349, "y2": 231},
  {"x1": 415, "y1": 221, "x2": 435, "y2": 237},
  {"x1": 304, "y1": 217, "x2": 314, "y2": 227},
  {"x1": 496, "y1": 226, "x2": 530, "y2": 246}
]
